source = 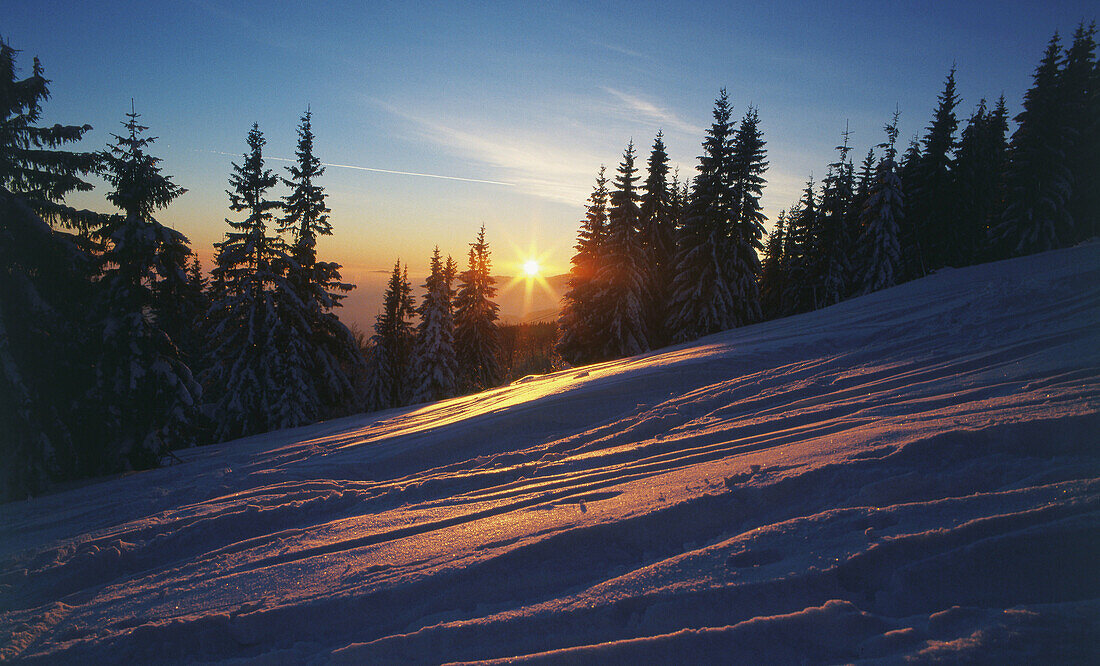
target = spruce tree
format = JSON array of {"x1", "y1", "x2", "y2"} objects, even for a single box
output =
[
  {"x1": 952, "y1": 97, "x2": 1009, "y2": 265},
  {"x1": 822, "y1": 128, "x2": 857, "y2": 305},
  {"x1": 1061, "y1": 22, "x2": 1099, "y2": 242},
  {"x1": 668, "y1": 90, "x2": 737, "y2": 342},
  {"x1": 412, "y1": 247, "x2": 458, "y2": 402},
  {"x1": 857, "y1": 113, "x2": 905, "y2": 295},
  {"x1": 365, "y1": 260, "x2": 416, "y2": 411},
  {"x1": 854, "y1": 148, "x2": 877, "y2": 212},
  {"x1": 454, "y1": 226, "x2": 502, "y2": 391},
  {"x1": 727, "y1": 107, "x2": 769, "y2": 324},
  {"x1": 911, "y1": 66, "x2": 960, "y2": 271},
  {"x1": 638, "y1": 132, "x2": 676, "y2": 347},
  {"x1": 558, "y1": 166, "x2": 609, "y2": 365},
  {"x1": 595, "y1": 140, "x2": 649, "y2": 359},
  {"x1": 206, "y1": 123, "x2": 288, "y2": 441},
  {"x1": 95, "y1": 105, "x2": 200, "y2": 469},
  {"x1": 897, "y1": 137, "x2": 924, "y2": 277},
  {"x1": 782, "y1": 177, "x2": 818, "y2": 314},
  {"x1": 279, "y1": 109, "x2": 361, "y2": 417},
  {"x1": 0, "y1": 40, "x2": 100, "y2": 230},
  {"x1": 0, "y1": 40, "x2": 101, "y2": 498},
  {"x1": 759, "y1": 210, "x2": 787, "y2": 318},
  {"x1": 995, "y1": 33, "x2": 1073, "y2": 256}
]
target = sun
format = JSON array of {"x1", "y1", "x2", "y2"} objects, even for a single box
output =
[{"x1": 523, "y1": 259, "x2": 540, "y2": 277}]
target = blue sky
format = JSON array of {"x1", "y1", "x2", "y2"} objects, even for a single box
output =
[{"x1": 6, "y1": 1, "x2": 1095, "y2": 322}]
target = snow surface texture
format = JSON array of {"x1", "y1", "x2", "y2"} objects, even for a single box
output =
[{"x1": 2, "y1": 243, "x2": 1099, "y2": 664}]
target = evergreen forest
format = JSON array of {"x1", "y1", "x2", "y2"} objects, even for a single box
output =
[{"x1": 2, "y1": 23, "x2": 1097, "y2": 501}]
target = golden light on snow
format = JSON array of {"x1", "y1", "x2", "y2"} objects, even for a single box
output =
[{"x1": 523, "y1": 259, "x2": 540, "y2": 277}]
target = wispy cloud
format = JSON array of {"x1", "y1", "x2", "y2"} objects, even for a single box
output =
[
  {"x1": 373, "y1": 102, "x2": 600, "y2": 206},
  {"x1": 590, "y1": 40, "x2": 649, "y2": 61},
  {"x1": 197, "y1": 150, "x2": 513, "y2": 187},
  {"x1": 601, "y1": 88, "x2": 704, "y2": 136}
]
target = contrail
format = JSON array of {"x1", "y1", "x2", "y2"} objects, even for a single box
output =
[{"x1": 199, "y1": 149, "x2": 514, "y2": 187}]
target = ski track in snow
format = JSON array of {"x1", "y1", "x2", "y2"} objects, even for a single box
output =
[{"x1": 2, "y1": 243, "x2": 1099, "y2": 664}]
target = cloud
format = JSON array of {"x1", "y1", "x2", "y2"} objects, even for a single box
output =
[
  {"x1": 197, "y1": 149, "x2": 513, "y2": 188},
  {"x1": 590, "y1": 40, "x2": 648, "y2": 61},
  {"x1": 373, "y1": 101, "x2": 600, "y2": 206},
  {"x1": 601, "y1": 88, "x2": 704, "y2": 136}
]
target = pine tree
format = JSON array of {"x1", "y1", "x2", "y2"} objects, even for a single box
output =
[
  {"x1": 910, "y1": 66, "x2": 960, "y2": 271},
  {"x1": 454, "y1": 226, "x2": 502, "y2": 391},
  {"x1": 897, "y1": 137, "x2": 924, "y2": 277},
  {"x1": 365, "y1": 260, "x2": 416, "y2": 411},
  {"x1": 95, "y1": 104, "x2": 200, "y2": 469},
  {"x1": 0, "y1": 40, "x2": 101, "y2": 230},
  {"x1": 412, "y1": 247, "x2": 458, "y2": 402},
  {"x1": 206, "y1": 123, "x2": 288, "y2": 441},
  {"x1": 0, "y1": 40, "x2": 101, "y2": 498},
  {"x1": 952, "y1": 97, "x2": 1009, "y2": 265},
  {"x1": 759, "y1": 210, "x2": 787, "y2": 318},
  {"x1": 668, "y1": 90, "x2": 737, "y2": 342},
  {"x1": 558, "y1": 166, "x2": 609, "y2": 365},
  {"x1": 595, "y1": 140, "x2": 650, "y2": 359},
  {"x1": 279, "y1": 109, "x2": 362, "y2": 417},
  {"x1": 857, "y1": 113, "x2": 905, "y2": 295},
  {"x1": 1061, "y1": 22, "x2": 1099, "y2": 242},
  {"x1": 995, "y1": 33, "x2": 1073, "y2": 256},
  {"x1": 818, "y1": 127, "x2": 856, "y2": 305},
  {"x1": 782, "y1": 176, "x2": 818, "y2": 314},
  {"x1": 638, "y1": 132, "x2": 677, "y2": 347},
  {"x1": 153, "y1": 225, "x2": 205, "y2": 374},
  {"x1": 854, "y1": 148, "x2": 877, "y2": 211},
  {"x1": 727, "y1": 107, "x2": 769, "y2": 324}
]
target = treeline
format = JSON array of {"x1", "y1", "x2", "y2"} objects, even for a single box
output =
[
  {"x1": 559, "y1": 93, "x2": 767, "y2": 365},
  {"x1": 762, "y1": 25, "x2": 1098, "y2": 317},
  {"x1": 559, "y1": 23, "x2": 1098, "y2": 366},
  {"x1": 360, "y1": 226, "x2": 505, "y2": 413},
  {"x1": 0, "y1": 39, "x2": 507, "y2": 500}
]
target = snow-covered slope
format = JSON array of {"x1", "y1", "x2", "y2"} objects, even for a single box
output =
[{"x1": 2, "y1": 244, "x2": 1099, "y2": 664}]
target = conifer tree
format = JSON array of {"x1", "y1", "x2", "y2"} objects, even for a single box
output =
[
  {"x1": 727, "y1": 107, "x2": 769, "y2": 325},
  {"x1": 558, "y1": 166, "x2": 609, "y2": 365},
  {"x1": 817, "y1": 128, "x2": 856, "y2": 305},
  {"x1": 857, "y1": 113, "x2": 905, "y2": 295},
  {"x1": 412, "y1": 247, "x2": 458, "y2": 403},
  {"x1": 0, "y1": 40, "x2": 101, "y2": 498},
  {"x1": 279, "y1": 109, "x2": 361, "y2": 417},
  {"x1": 897, "y1": 137, "x2": 923, "y2": 277},
  {"x1": 454, "y1": 226, "x2": 501, "y2": 391},
  {"x1": 1061, "y1": 22, "x2": 1099, "y2": 242},
  {"x1": 669, "y1": 90, "x2": 737, "y2": 342},
  {"x1": 910, "y1": 66, "x2": 960, "y2": 272},
  {"x1": 444, "y1": 254, "x2": 458, "y2": 307},
  {"x1": 206, "y1": 124, "x2": 288, "y2": 441},
  {"x1": 0, "y1": 40, "x2": 100, "y2": 230},
  {"x1": 365, "y1": 260, "x2": 416, "y2": 410},
  {"x1": 952, "y1": 97, "x2": 1009, "y2": 265},
  {"x1": 595, "y1": 140, "x2": 649, "y2": 359},
  {"x1": 759, "y1": 210, "x2": 787, "y2": 318},
  {"x1": 995, "y1": 33, "x2": 1073, "y2": 256},
  {"x1": 638, "y1": 132, "x2": 677, "y2": 347},
  {"x1": 782, "y1": 177, "x2": 818, "y2": 314},
  {"x1": 854, "y1": 148, "x2": 877, "y2": 212},
  {"x1": 95, "y1": 105, "x2": 200, "y2": 469}
]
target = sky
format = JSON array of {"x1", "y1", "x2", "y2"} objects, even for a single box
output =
[{"x1": 6, "y1": 0, "x2": 1096, "y2": 327}]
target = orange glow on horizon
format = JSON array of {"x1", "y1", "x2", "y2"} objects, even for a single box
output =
[{"x1": 498, "y1": 242, "x2": 559, "y2": 320}]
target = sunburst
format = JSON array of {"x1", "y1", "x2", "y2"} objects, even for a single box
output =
[{"x1": 499, "y1": 242, "x2": 560, "y2": 320}]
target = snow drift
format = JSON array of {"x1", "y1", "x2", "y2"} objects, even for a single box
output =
[{"x1": 2, "y1": 243, "x2": 1099, "y2": 664}]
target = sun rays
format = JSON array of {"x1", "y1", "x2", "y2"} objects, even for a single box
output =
[{"x1": 499, "y1": 242, "x2": 559, "y2": 320}]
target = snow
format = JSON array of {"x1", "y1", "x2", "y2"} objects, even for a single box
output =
[{"x1": 2, "y1": 242, "x2": 1099, "y2": 664}]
